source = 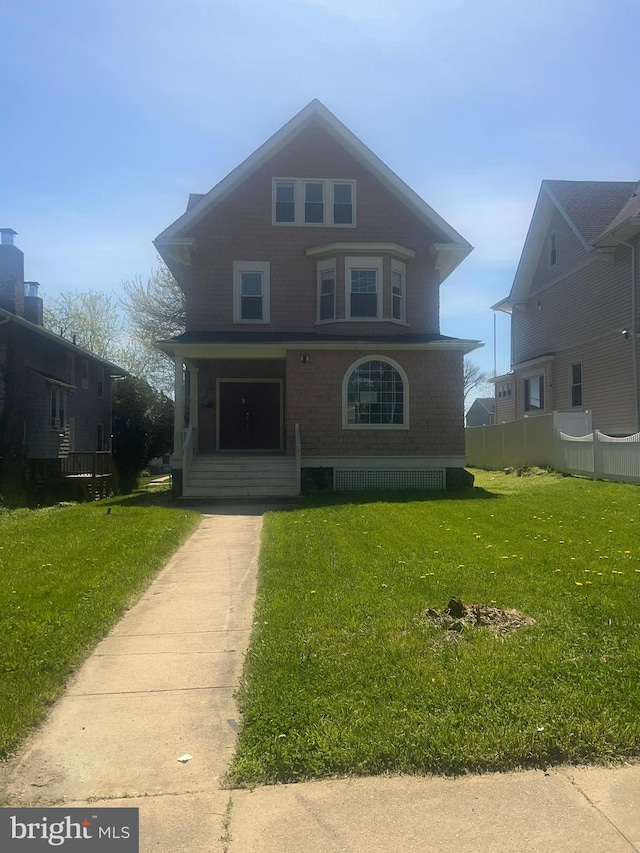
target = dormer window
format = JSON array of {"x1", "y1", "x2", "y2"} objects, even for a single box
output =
[{"x1": 273, "y1": 179, "x2": 355, "y2": 226}]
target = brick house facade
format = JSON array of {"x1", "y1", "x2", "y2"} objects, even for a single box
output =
[{"x1": 155, "y1": 101, "x2": 479, "y2": 497}]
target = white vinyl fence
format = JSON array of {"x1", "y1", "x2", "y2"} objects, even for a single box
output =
[
  {"x1": 466, "y1": 412, "x2": 592, "y2": 471},
  {"x1": 467, "y1": 411, "x2": 640, "y2": 484},
  {"x1": 556, "y1": 430, "x2": 640, "y2": 484}
]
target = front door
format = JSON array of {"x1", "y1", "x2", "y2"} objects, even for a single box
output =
[{"x1": 218, "y1": 381, "x2": 282, "y2": 451}]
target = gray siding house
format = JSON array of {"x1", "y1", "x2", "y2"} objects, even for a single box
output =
[{"x1": 493, "y1": 180, "x2": 640, "y2": 435}]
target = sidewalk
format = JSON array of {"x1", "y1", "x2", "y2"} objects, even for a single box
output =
[{"x1": 2, "y1": 506, "x2": 640, "y2": 852}]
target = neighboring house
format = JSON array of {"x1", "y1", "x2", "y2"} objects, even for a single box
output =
[
  {"x1": 155, "y1": 100, "x2": 480, "y2": 498},
  {"x1": 0, "y1": 229, "x2": 126, "y2": 500},
  {"x1": 493, "y1": 180, "x2": 640, "y2": 435},
  {"x1": 466, "y1": 397, "x2": 495, "y2": 427}
]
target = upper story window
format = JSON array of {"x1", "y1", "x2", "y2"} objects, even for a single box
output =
[
  {"x1": 549, "y1": 232, "x2": 557, "y2": 267},
  {"x1": 233, "y1": 261, "x2": 271, "y2": 323},
  {"x1": 97, "y1": 367, "x2": 105, "y2": 399},
  {"x1": 273, "y1": 179, "x2": 355, "y2": 227},
  {"x1": 274, "y1": 181, "x2": 295, "y2": 223},
  {"x1": 81, "y1": 359, "x2": 89, "y2": 390},
  {"x1": 343, "y1": 356, "x2": 409, "y2": 429},
  {"x1": 345, "y1": 257, "x2": 383, "y2": 319},
  {"x1": 317, "y1": 258, "x2": 336, "y2": 322},
  {"x1": 497, "y1": 382, "x2": 512, "y2": 399},
  {"x1": 391, "y1": 260, "x2": 405, "y2": 322}
]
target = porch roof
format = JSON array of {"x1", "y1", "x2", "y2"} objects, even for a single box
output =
[{"x1": 157, "y1": 329, "x2": 482, "y2": 357}]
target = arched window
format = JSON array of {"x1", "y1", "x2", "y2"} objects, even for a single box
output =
[{"x1": 343, "y1": 357, "x2": 408, "y2": 429}]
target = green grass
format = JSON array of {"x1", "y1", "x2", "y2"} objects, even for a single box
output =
[
  {"x1": 229, "y1": 470, "x2": 640, "y2": 784},
  {"x1": 0, "y1": 492, "x2": 200, "y2": 759}
]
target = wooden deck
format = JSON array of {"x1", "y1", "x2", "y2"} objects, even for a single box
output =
[{"x1": 60, "y1": 451, "x2": 116, "y2": 500}]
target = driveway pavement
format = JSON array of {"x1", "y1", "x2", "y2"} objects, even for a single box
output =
[{"x1": 1, "y1": 505, "x2": 639, "y2": 852}]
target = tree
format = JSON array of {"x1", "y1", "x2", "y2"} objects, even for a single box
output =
[
  {"x1": 464, "y1": 359, "x2": 491, "y2": 404},
  {"x1": 121, "y1": 263, "x2": 185, "y2": 395},
  {"x1": 44, "y1": 290, "x2": 127, "y2": 361},
  {"x1": 111, "y1": 376, "x2": 174, "y2": 493}
]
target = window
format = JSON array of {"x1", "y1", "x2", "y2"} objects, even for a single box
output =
[
  {"x1": 345, "y1": 257, "x2": 383, "y2": 319},
  {"x1": 524, "y1": 375, "x2": 544, "y2": 411},
  {"x1": 333, "y1": 183, "x2": 353, "y2": 224},
  {"x1": 97, "y1": 367, "x2": 104, "y2": 399},
  {"x1": 343, "y1": 357, "x2": 408, "y2": 428},
  {"x1": 317, "y1": 259, "x2": 336, "y2": 322},
  {"x1": 571, "y1": 363, "x2": 582, "y2": 407},
  {"x1": 97, "y1": 423, "x2": 105, "y2": 452},
  {"x1": 273, "y1": 179, "x2": 355, "y2": 226},
  {"x1": 549, "y1": 233, "x2": 557, "y2": 267},
  {"x1": 81, "y1": 359, "x2": 89, "y2": 390},
  {"x1": 66, "y1": 353, "x2": 75, "y2": 385},
  {"x1": 391, "y1": 260, "x2": 405, "y2": 322},
  {"x1": 233, "y1": 261, "x2": 270, "y2": 323},
  {"x1": 497, "y1": 382, "x2": 512, "y2": 399},
  {"x1": 50, "y1": 386, "x2": 67, "y2": 430},
  {"x1": 274, "y1": 181, "x2": 295, "y2": 223},
  {"x1": 305, "y1": 182, "x2": 324, "y2": 223}
]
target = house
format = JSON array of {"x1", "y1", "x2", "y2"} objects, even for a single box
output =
[
  {"x1": 154, "y1": 100, "x2": 480, "y2": 498},
  {"x1": 493, "y1": 180, "x2": 640, "y2": 435},
  {"x1": 0, "y1": 229, "x2": 126, "y2": 501},
  {"x1": 466, "y1": 397, "x2": 495, "y2": 427}
]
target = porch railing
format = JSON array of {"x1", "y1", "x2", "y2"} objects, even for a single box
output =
[{"x1": 60, "y1": 451, "x2": 114, "y2": 477}]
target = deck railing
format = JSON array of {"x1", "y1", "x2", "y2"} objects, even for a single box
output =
[{"x1": 60, "y1": 451, "x2": 116, "y2": 499}]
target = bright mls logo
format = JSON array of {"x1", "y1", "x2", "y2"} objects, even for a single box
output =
[{"x1": 0, "y1": 808, "x2": 139, "y2": 851}]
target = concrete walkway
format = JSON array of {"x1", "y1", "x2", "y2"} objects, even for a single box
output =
[{"x1": 2, "y1": 506, "x2": 640, "y2": 852}]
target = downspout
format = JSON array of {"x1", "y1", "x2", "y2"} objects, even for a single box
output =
[{"x1": 608, "y1": 236, "x2": 638, "y2": 432}]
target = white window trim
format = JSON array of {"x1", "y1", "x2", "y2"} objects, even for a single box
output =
[
  {"x1": 391, "y1": 259, "x2": 406, "y2": 323},
  {"x1": 316, "y1": 257, "x2": 336, "y2": 323},
  {"x1": 523, "y1": 372, "x2": 545, "y2": 412},
  {"x1": 272, "y1": 179, "x2": 356, "y2": 227},
  {"x1": 342, "y1": 355, "x2": 410, "y2": 430},
  {"x1": 345, "y1": 256, "x2": 383, "y2": 320},
  {"x1": 233, "y1": 261, "x2": 271, "y2": 324},
  {"x1": 570, "y1": 361, "x2": 583, "y2": 408}
]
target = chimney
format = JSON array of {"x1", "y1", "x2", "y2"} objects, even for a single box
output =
[
  {"x1": 0, "y1": 228, "x2": 25, "y2": 316},
  {"x1": 24, "y1": 281, "x2": 44, "y2": 325}
]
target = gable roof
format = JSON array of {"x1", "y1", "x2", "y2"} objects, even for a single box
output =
[
  {"x1": 155, "y1": 100, "x2": 472, "y2": 278},
  {"x1": 496, "y1": 179, "x2": 640, "y2": 312}
]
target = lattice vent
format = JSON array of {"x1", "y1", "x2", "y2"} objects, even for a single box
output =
[{"x1": 333, "y1": 469, "x2": 446, "y2": 491}]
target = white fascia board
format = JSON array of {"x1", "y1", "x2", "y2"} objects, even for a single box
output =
[
  {"x1": 306, "y1": 241, "x2": 417, "y2": 259},
  {"x1": 155, "y1": 99, "x2": 473, "y2": 257},
  {"x1": 157, "y1": 337, "x2": 483, "y2": 359}
]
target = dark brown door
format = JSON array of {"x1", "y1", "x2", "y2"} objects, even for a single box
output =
[{"x1": 219, "y1": 382, "x2": 282, "y2": 450}]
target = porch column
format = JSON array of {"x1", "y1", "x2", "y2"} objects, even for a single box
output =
[
  {"x1": 188, "y1": 364, "x2": 199, "y2": 439},
  {"x1": 173, "y1": 358, "x2": 185, "y2": 458}
]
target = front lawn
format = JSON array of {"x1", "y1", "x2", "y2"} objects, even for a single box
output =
[
  {"x1": 0, "y1": 494, "x2": 200, "y2": 759},
  {"x1": 229, "y1": 470, "x2": 640, "y2": 784}
]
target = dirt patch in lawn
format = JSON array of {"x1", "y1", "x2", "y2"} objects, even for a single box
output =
[{"x1": 424, "y1": 597, "x2": 536, "y2": 638}]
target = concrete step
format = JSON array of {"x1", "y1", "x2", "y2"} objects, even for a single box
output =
[{"x1": 183, "y1": 484, "x2": 300, "y2": 498}]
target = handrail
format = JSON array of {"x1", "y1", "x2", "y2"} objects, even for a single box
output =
[{"x1": 295, "y1": 422, "x2": 302, "y2": 495}]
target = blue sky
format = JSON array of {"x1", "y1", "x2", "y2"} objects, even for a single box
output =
[{"x1": 4, "y1": 0, "x2": 640, "y2": 378}]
